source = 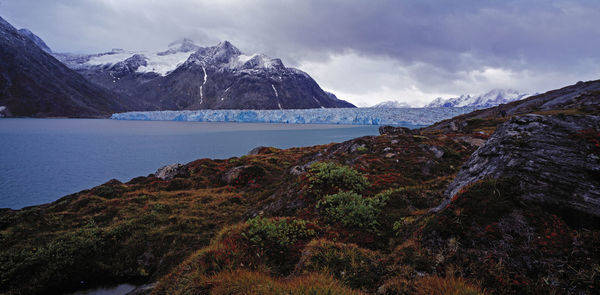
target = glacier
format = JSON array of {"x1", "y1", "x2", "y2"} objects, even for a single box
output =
[{"x1": 111, "y1": 107, "x2": 478, "y2": 126}]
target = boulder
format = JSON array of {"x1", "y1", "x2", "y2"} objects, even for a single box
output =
[{"x1": 154, "y1": 163, "x2": 188, "y2": 180}]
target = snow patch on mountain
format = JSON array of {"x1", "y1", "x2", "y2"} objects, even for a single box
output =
[
  {"x1": 83, "y1": 49, "x2": 194, "y2": 76},
  {"x1": 426, "y1": 89, "x2": 531, "y2": 108},
  {"x1": 372, "y1": 100, "x2": 412, "y2": 108}
]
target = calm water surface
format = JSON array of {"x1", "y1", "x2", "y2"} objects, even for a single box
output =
[{"x1": 0, "y1": 119, "x2": 380, "y2": 209}]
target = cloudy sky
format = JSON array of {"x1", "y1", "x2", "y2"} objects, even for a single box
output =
[{"x1": 2, "y1": 0, "x2": 600, "y2": 106}]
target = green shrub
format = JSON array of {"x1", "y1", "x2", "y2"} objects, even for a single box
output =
[
  {"x1": 307, "y1": 162, "x2": 369, "y2": 196},
  {"x1": 356, "y1": 146, "x2": 368, "y2": 153},
  {"x1": 297, "y1": 239, "x2": 383, "y2": 291},
  {"x1": 317, "y1": 191, "x2": 388, "y2": 232},
  {"x1": 245, "y1": 217, "x2": 317, "y2": 248},
  {"x1": 244, "y1": 217, "x2": 319, "y2": 274}
]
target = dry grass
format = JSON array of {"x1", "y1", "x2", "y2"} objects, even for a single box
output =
[
  {"x1": 414, "y1": 275, "x2": 484, "y2": 295},
  {"x1": 182, "y1": 270, "x2": 366, "y2": 295}
]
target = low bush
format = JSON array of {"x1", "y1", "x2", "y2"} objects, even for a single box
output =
[
  {"x1": 317, "y1": 191, "x2": 388, "y2": 232},
  {"x1": 306, "y1": 162, "x2": 369, "y2": 196},
  {"x1": 296, "y1": 239, "x2": 383, "y2": 291},
  {"x1": 244, "y1": 217, "x2": 319, "y2": 274},
  {"x1": 245, "y1": 217, "x2": 318, "y2": 248}
]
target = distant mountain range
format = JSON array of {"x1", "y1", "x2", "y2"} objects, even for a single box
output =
[
  {"x1": 369, "y1": 89, "x2": 531, "y2": 109},
  {"x1": 0, "y1": 17, "x2": 354, "y2": 117},
  {"x1": 425, "y1": 89, "x2": 532, "y2": 108},
  {"x1": 0, "y1": 16, "x2": 538, "y2": 117}
]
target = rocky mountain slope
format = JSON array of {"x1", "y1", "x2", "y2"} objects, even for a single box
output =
[
  {"x1": 424, "y1": 79, "x2": 600, "y2": 134},
  {"x1": 17, "y1": 28, "x2": 52, "y2": 53},
  {"x1": 426, "y1": 89, "x2": 531, "y2": 108},
  {"x1": 0, "y1": 17, "x2": 140, "y2": 118},
  {"x1": 54, "y1": 40, "x2": 355, "y2": 111},
  {"x1": 0, "y1": 79, "x2": 598, "y2": 293}
]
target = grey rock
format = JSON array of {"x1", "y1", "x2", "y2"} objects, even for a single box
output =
[
  {"x1": 248, "y1": 146, "x2": 268, "y2": 155},
  {"x1": 289, "y1": 165, "x2": 306, "y2": 176},
  {"x1": 421, "y1": 144, "x2": 445, "y2": 159},
  {"x1": 449, "y1": 121, "x2": 458, "y2": 132},
  {"x1": 222, "y1": 166, "x2": 248, "y2": 184},
  {"x1": 154, "y1": 163, "x2": 188, "y2": 180},
  {"x1": 379, "y1": 125, "x2": 413, "y2": 136},
  {"x1": 436, "y1": 114, "x2": 600, "y2": 227}
]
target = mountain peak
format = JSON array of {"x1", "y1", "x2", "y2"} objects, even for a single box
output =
[
  {"x1": 159, "y1": 38, "x2": 200, "y2": 56},
  {"x1": 215, "y1": 40, "x2": 242, "y2": 56}
]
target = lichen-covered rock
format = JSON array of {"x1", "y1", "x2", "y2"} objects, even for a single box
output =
[
  {"x1": 438, "y1": 114, "x2": 600, "y2": 227},
  {"x1": 154, "y1": 163, "x2": 188, "y2": 180}
]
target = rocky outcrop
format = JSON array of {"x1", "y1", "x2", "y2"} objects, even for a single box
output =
[
  {"x1": 154, "y1": 164, "x2": 188, "y2": 180},
  {"x1": 378, "y1": 125, "x2": 414, "y2": 136},
  {"x1": 437, "y1": 114, "x2": 600, "y2": 228}
]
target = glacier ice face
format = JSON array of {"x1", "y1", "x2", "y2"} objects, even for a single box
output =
[{"x1": 111, "y1": 107, "x2": 478, "y2": 126}]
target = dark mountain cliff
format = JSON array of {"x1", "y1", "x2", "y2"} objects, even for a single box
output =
[{"x1": 0, "y1": 17, "x2": 140, "y2": 117}]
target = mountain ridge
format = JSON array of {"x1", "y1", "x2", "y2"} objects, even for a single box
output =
[{"x1": 426, "y1": 89, "x2": 531, "y2": 108}]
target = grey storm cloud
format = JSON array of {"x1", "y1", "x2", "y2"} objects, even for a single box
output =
[{"x1": 2, "y1": 0, "x2": 600, "y2": 106}]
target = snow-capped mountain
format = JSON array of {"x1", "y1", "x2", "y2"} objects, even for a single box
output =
[
  {"x1": 426, "y1": 89, "x2": 531, "y2": 108},
  {"x1": 371, "y1": 100, "x2": 412, "y2": 108},
  {"x1": 54, "y1": 38, "x2": 199, "y2": 76},
  {"x1": 52, "y1": 40, "x2": 355, "y2": 110}
]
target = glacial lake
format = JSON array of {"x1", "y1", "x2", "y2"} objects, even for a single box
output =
[{"x1": 0, "y1": 118, "x2": 384, "y2": 209}]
